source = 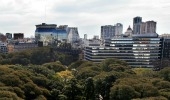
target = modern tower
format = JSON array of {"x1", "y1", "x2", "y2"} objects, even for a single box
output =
[
  {"x1": 115, "y1": 23, "x2": 123, "y2": 36},
  {"x1": 35, "y1": 23, "x2": 68, "y2": 46},
  {"x1": 67, "y1": 27, "x2": 80, "y2": 43},
  {"x1": 145, "y1": 21, "x2": 157, "y2": 34},
  {"x1": 101, "y1": 25, "x2": 115, "y2": 40},
  {"x1": 133, "y1": 16, "x2": 142, "y2": 34}
]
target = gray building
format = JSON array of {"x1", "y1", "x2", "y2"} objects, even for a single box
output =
[
  {"x1": 85, "y1": 33, "x2": 163, "y2": 68},
  {"x1": 133, "y1": 17, "x2": 157, "y2": 34},
  {"x1": 115, "y1": 23, "x2": 123, "y2": 37},
  {"x1": 133, "y1": 16, "x2": 142, "y2": 34},
  {"x1": 101, "y1": 25, "x2": 115, "y2": 40},
  {"x1": 145, "y1": 21, "x2": 157, "y2": 34},
  {"x1": 101, "y1": 23, "x2": 123, "y2": 40}
]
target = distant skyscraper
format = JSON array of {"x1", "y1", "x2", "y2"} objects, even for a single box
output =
[
  {"x1": 115, "y1": 23, "x2": 123, "y2": 36},
  {"x1": 133, "y1": 16, "x2": 142, "y2": 34},
  {"x1": 35, "y1": 23, "x2": 68, "y2": 46},
  {"x1": 67, "y1": 27, "x2": 80, "y2": 43},
  {"x1": 133, "y1": 16, "x2": 157, "y2": 34},
  {"x1": 145, "y1": 21, "x2": 156, "y2": 33},
  {"x1": 140, "y1": 22, "x2": 146, "y2": 34},
  {"x1": 101, "y1": 25, "x2": 115, "y2": 40},
  {"x1": 101, "y1": 23, "x2": 123, "y2": 40}
]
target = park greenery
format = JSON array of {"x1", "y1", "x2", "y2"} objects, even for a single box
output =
[{"x1": 0, "y1": 47, "x2": 170, "y2": 100}]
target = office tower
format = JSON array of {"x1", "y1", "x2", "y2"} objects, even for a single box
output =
[
  {"x1": 133, "y1": 16, "x2": 157, "y2": 34},
  {"x1": 35, "y1": 23, "x2": 68, "y2": 46},
  {"x1": 67, "y1": 27, "x2": 80, "y2": 43},
  {"x1": 115, "y1": 23, "x2": 123, "y2": 36},
  {"x1": 133, "y1": 16, "x2": 142, "y2": 34},
  {"x1": 101, "y1": 23, "x2": 123, "y2": 40},
  {"x1": 145, "y1": 21, "x2": 156, "y2": 33},
  {"x1": 101, "y1": 25, "x2": 115, "y2": 40}
]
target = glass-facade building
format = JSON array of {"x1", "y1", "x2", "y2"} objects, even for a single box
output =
[
  {"x1": 35, "y1": 23, "x2": 68, "y2": 46},
  {"x1": 85, "y1": 34, "x2": 163, "y2": 68}
]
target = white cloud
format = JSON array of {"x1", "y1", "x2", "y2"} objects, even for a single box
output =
[{"x1": 0, "y1": 0, "x2": 170, "y2": 38}]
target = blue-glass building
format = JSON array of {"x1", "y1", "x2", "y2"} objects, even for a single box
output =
[{"x1": 35, "y1": 23, "x2": 68, "y2": 46}]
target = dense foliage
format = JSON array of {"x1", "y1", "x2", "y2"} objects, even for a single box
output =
[
  {"x1": 0, "y1": 47, "x2": 170, "y2": 100},
  {"x1": 0, "y1": 46, "x2": 79, "y2": 66}
]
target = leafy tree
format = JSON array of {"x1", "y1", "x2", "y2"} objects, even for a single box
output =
[
  {"x1": 63, "y1": 78, "x2": 82, "y2": 100},
  {"x1": 159, "y1": 67, "x2": 170, "y2": 81},
  {"x1": 100, "y1": 58, "x2": 128, "y2": 72},
  {"x1": 84, "y1": 77, "x2": 95, "y2": 100},
  {"x1": 110, "y1": 85, "x2": 137, "y2": 100},
  {"x1": 56, "y1": 70, "x2": 74, "y2": 83},
  {"x1": 43, "y1": 61, "x2": 66, "y2": 72}
]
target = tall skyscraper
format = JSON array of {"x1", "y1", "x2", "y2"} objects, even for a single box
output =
[
  {"x1": 115, "y1": 23, "x2": 123, "y2": 36},
  {"x1": 133, "y1": 16, "x2": 142, "y2": 34},
  {"x1": 101, "y1": 25, "x2": 115, "y2": 40},
  {"x1": 145, "y1": 21, "x2": 157, "y2": 33},
  {"x1": 67, "y1": 27, "x2": 80, "y2": 43},
  {"x1": 133, "y1": 17, "x2": 157, "y2": 34},
  {"x1": 101, "y1": 23, "x2": 123, "y2": 40},
  {"x1": 140, "y1": 22, "x2": 146, "y2": 34}
]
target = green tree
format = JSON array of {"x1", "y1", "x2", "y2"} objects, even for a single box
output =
[
  {"x1": 63, "y1": 79, "x2": 82, "y2": 100},
  {"x1": 159, "y1": 68, "x2": 170, "y2": 81},
  {"x1": 100, "y1": 58, "x2": 128, "y2": 72},
  {"x1": 84, "y1": 77, "x2": 95, "y2": 100},
  {"x1": 110, "y1": 85, "x2": 137, "y2": 100}
]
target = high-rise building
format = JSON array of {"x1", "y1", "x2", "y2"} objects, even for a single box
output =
[
  {"x1": 133, "y1": 17, "x2": 157, "y2": 34},
  {"x1": 163, "y1": 38, "x2": 170, "y2": 59},
  {"x1": 140, "y1": 22, "x2": 146, "y2": 34},
  {"x1": 101, "y1": 23, "x2": 123, "y2": 40},
  {"x1": 35, "y1": 23, "x2": 68, "y2": 46},
  {"x1": 67, "y1": 27, "x2": 80, "y2": 43},
  {"x1": 115, "y1": 23, "x2": 123, "y2": 36},
  {"x1": 145, "y1": 21, "x2": 157, "y2": 33},
  {"x1": 101, "y1": 25, "x2": 115, "y2": 40},
  {"x1": 133, "y1": 16, "x2": 142, "y2": 34}
]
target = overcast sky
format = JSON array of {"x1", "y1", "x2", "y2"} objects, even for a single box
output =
[{"x1": 0, "y1": 0, "x2": 170, "y2": 38}]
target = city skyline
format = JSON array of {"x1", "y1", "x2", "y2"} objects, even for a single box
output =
[{"x1": 0, "y1": 0, "x2": 170, "y2": 38}]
